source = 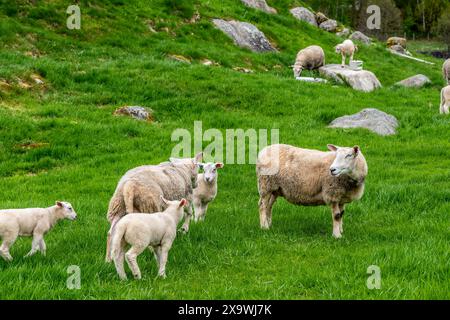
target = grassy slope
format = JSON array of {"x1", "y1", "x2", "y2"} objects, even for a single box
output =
[{"x1": 0, "y1": 0, "x2": 449, "y2": 299}]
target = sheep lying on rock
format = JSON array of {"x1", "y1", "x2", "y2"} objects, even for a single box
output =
[
  {"x1": 110, "y1": 197, "x2": 187, "y2": 280},
  {"x1": 193, "y1": 162, "x2": 224, "y2": 222},
  {"x1": 293, "y1": 45, "x2": 325, "y2": 78},
  {"x1": 335, "y1": 39, "x2": 358, "y2": 67},
  {"x1": 443, "y1": 59, "x2": 450, "y2": 84},
  {"x1": 105, "y1": 152, "x2": 203, "y2": 262},
  {"x1": 440, "y1": 85, "x2": 450, "y2": 114},
  {"x1": 0, "y1": 201, "x2": 77, "y2": 261},
  {"x1": 256, "y1": 144, "x2": 368, "y2": 238}
]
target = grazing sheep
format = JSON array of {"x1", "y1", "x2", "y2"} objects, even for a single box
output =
[
  {"x1": 0, "y1": 201, "x2": 77, "y2": 261},
  {"x1": 256, "y1": 144, "x2": 368, "y2": 238},
  {"x1": 335, "y1": 39, "x2": 358, "y2": 67},
  {"x1": 105, "y1": 153, "x2": 203, "y2": 262},
  {"x1": 193, "y1": 162, "x2": 224, "y2": 222},
  {"x1": 440, "y1": 85, "x2": 450, "y2": 114},
  {"x1": 293, "y1": 45, "x2": 325, "y2": 78},
  {"x1": 443, "y1": 59, "x2": 450, "y2": 84},
  {"x1": 110, "y1": 197, "x2": 187, "y2": 280}
]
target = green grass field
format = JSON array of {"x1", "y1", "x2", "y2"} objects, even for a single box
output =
[{"x1": 0, "y1": 0, "x2": 449, "y2": 299}]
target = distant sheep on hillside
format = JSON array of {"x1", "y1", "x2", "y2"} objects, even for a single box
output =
[{"x1": 292, "y1": 45, "x2": 325, "y2": 78}]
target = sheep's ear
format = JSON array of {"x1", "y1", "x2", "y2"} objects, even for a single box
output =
[
  {"x1": 194, "y1": 152, "x2": 203, "y2": 164},
  {"x1": 327, "y1": 144, "x2": 338, "y2": 152},
  {"x1": 215, "y1": 162, "x2": 224, "y2": 169},
  {"x1": 353, "y1": 145, "x2": 360, "y2": 156},
  {"x1": 160, "y1": 195, "x2": 169, "y2": 205},
  {"x1": 179, "y1": 198, "x2": 187, "y2": 207},
  {"x1": 56, "y1": 201, "x2": 63, "y2": 207}
]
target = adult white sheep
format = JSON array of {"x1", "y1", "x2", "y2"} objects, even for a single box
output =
[
  {"x1": 0, "y1": 201, "x2": 77, "y2": 261},
  {"x1": 440, "y1": 85, "x2": 450, "y2": 114},
  {"x1": 105, "y1": 152, "x2": 203, "y2": 262},
  {"x1": 110, "y1": 197, "x2": 187, "y2": 280},
  {"x1": 292, "y1": 45, "x2": 325, "y2": 78},
  {"x1": 193, "y1": 162, "x2": 224, "y2": 222},
  {"x1": 443, "y1": 59, "x2": 450, "y2": 85},
  {"x1": 335, "y1": 39, "x2": 358, "y2": 67},
  {"x1": 256, "y1": 144, "x2": 368, "y2": 238}
]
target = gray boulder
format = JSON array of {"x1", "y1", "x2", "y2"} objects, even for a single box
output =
[
  {"x1": 329, "y1": 108, "x2": 398, "y2": 136},
  {"x1": 290, "y1": 7, "x2": 317, "y2": 27},
  {"x1": 395, "y1": 74, "x2": 431, "y2": 88},
  {"x1": 241, "y1": 0, "x2": 277, "y2": 14},
  {"x1": 319, "y1": 64, "x2": 381, "y2": 92},
  {"x1": 114, "y1": 106, "x2": 154, "y2": 121},
  {"x1": 349, "y1": 31, "x2": 371, "y2": 45},
  {"x1": 212, "y1": 19, "x2": 276, "y2": 52},
  {"x1": 319, "y1": 19, "x2": 338, "y2": 32}
]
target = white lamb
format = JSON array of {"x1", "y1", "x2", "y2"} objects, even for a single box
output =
[
  {"x1": 0, "y1": 201, "x2": 77, "y2": 261},
  {"x1": 193, "y1": 162, "x2": 224, "y2": 222},
  {"x1": 110, "y1": 196, "x2": 187, "y2": 280},
  {"x1": 335, "y1": 39, "x2": 358, "y2": 67}
]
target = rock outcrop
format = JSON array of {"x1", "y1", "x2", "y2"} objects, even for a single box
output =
[
  {"x1": 212, "y1": 19, "x2": 276, "y2": 52},
  {"x1": 319, "y1": 64, "x2": 381, "y2": 92},
  {"x1": 329, "y1": 108, "x2": 398, "y2": 136},
  {"x1": 290, "y1": 7, "x2": 317, "y2": 26}
]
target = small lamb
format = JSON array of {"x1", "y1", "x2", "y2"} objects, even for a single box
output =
[
  {"x1": 335, "y1": 39, "x2": 358, "y2": 67},
  {"x1": 0, "y1": 201, "x2": 77, "y2": 261},
  {"x1": 193, "y1": 162, "x2": 224, "y2": 222},
  {"x1": 110, "y1": 196, "x2": 187, "y2": 280},
  {"x1": 440, "y1": 85, "x2": 450, "y2": 114}
]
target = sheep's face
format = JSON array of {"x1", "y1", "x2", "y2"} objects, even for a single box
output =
[
  {"x1": 328, "y1": 144, "x2": 360, "y2": 177},
  {"x1": 199, "y1": 162, "x2": 224, "y2": 183},
  {"x1": 56, "y1": 201, "x2": 77, "y2": 220},
  {"x1": 334, "y1": 45, "x2": 342, "y2": 54},
  {"x1": 293, "y1": 66, "x2": 303, "y2": 78}
]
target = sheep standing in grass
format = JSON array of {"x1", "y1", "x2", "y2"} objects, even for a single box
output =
[
  {"x1": 256, "y1": 144, "x2": 368, "y2": 238},
  {"x1": 440, "y1": 85, "x2": 450, "y2": 114},
  {"x1": 335, "y1": 39, "x2": 358, "y2": 67},
  {"x1": 110, "y1": 197, "x2": 187, "y2": 280},
  {"x1": 105, "y1": 153, "x2": 203, "y2": 262},
  {"x1": 193, "y1": 162, "x2": 224, "y2": 222},
  {"x1": 443, "y1": 59, "x2": 450, "y2": 84},
  {"x1": 0, "y1": 201, "x2": 77, "y2": 261},
  {"x1": 292, "y1": 45, "x2": 325, "y2": 78}
]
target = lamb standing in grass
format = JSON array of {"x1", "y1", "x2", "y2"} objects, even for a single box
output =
[
  {"x1": 105, "y1": 153, "x2": 203, "y2": 262},
  {"x1": 440, "y1": 85, "x2": 450, "y2": 114},
  {"x1": 193, "y1": 162, "x2": 224, "y2": 222},
  {"x1": 0, "y1": 201, "x2": 77, "y2": 261},
  {"x1": 256, "y1": 144, "x2": 368, "y2": 238},
  {"x1": 292, "y1": 45, "x2": 325, "y2": 78},
  {"x1": 335, "y1": 39, "x2": 358, "y2": 67},
  {"x1": 443, "y1": 59, "x2": 450, "y2": 84},
  {"x1": 110, "y1": 197, "x2": 187, "y2": 280}
]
